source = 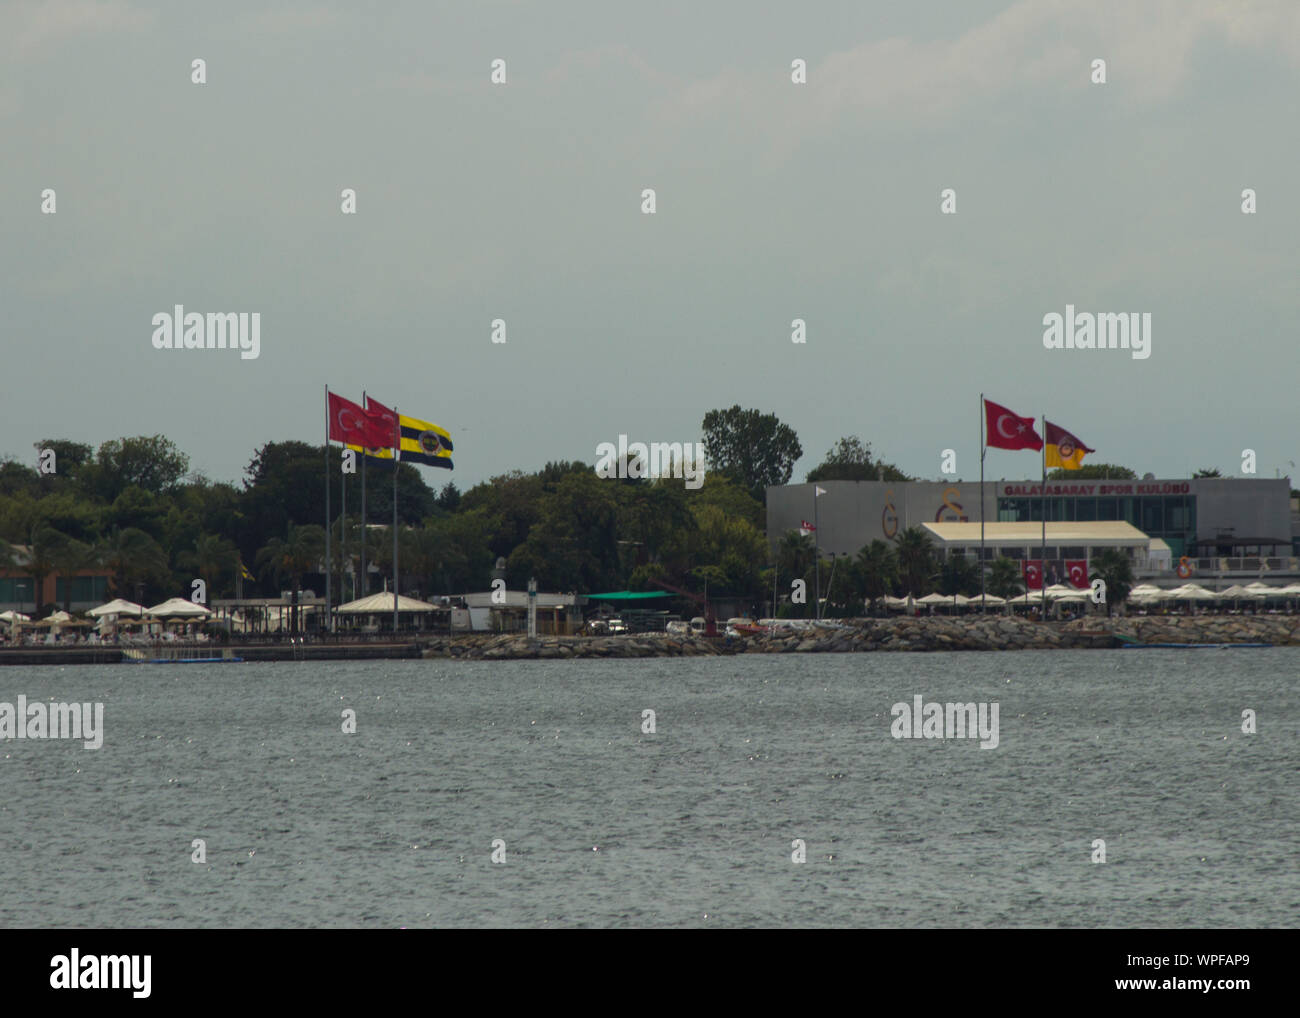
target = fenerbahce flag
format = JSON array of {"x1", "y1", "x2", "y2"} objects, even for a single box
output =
[
  {"x1": 1044, "y1": 420, "x2": 1094, "y2": 471},
  {"x1": 350, "y1": 396, "x2": 453, "y2": 470}
]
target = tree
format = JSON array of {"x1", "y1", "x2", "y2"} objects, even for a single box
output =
[
  {"x1": 508, "y1": 472, "x2": 621, "y2": 592},
  {"x1": 24, "y1": 526, "x2": 63, "y2": 614},
  {"x1": 177, "y1": 534, "x2": 239, "y2": 600},
  {"x1": 775, "y1": 530, "x2": 816, "y2": 586},
  {"x1": 82, "y1": 436, "x2": 190, "y2": 502},
  {"x1": 256, "y1": 525, "x2": 326, "y2": 634},
  {"x1": 435, "y1": 482, "x2": 461, "y2": 512},
  {"x1": 47, "y1": 533, "x2": 99, "y2": 613},
  {"x1": 701, "y1": 406, "x2": 802, "y2": 501},
  {"x1": 1089, "y1": 549, "x2": 1134, "y2": 617},
  {"x1": 986, "y1": 557, "x2": 1023, "y2": 599},
  {"x1": 855, "y1": 539, "x2": 899, "y2": 607},
  {"x1": 99, "y1": 527, "x2": 169, "y2": 603},
  {"x1": 938, "y1": 554, "x2": 981, "y2": 597},
  {"x1": 807, "y1": 436, "x2": 914, "y2": 483},
  {"x1": 893, "y1": 527, "x2": 937, "y2": 596},
  {"x1": 1046, "y1": 464, "x2": 1136, "y2": 481},
  {"x1": 1192, "y1": 468, "x2": 1222, "y2": 478}
]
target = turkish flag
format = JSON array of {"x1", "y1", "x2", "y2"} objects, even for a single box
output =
[
  {"x1": 1066, "y1": 560, "x2": 1089, "y2": 589},
  {"x1": 365, "y1": 395, "x2": 401, "y2": 450},
  {"x1": 328, "y1": 392, "x2": 391, "y2": 448},
  {"x1": 985, "y1": 399, "x2": 1043, "y2": 452},
  {"x1": 1022, "y1": 559, "x2": 1043, "y2": 590}
]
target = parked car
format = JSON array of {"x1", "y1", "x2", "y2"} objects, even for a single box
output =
[
  {"x1": 666, "y1": 620, "x2": 690, "y2": 636},
  {"x1": 606, "y1": 617, "x2": 628, "y2": 634}
]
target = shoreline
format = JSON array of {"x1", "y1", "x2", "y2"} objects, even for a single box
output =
[{"x1": 3, "y1": 616, "x2": 1297, "y2": 665}]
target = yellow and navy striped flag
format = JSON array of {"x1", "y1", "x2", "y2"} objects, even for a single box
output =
[{"x1": 349, "y1": 409, "x2": 454, "y2": 470}]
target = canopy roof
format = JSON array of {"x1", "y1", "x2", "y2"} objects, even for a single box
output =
[
  {"x1": 586, "y1": 591, "x2": 675, "y2": 601},
  {"x1": 922, "y1": 521, "x2": 1150, "y2": 546},
  {"x1": 146, "y1": 597, "x2": 213, "y2": 617},
  {"x1": 337, "y1": 592, "x2": 439, "y2": 613}
]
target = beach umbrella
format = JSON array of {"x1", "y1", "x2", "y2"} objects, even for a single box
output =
[
  {"x1": 88, "y1": 599, "x2": 145, "y2": 618},
  {"x1": 1167, "y1": 583, "x2": 1218, "y2": 601},
  {"x1": 1044, "y1": 584, "x2": 1079, "y2": 601},
  {"x1": 965, "y1": 593, "x2": 1006, "y2": 607},
  {"x1": 145, "y1": 597, "x2": 212, "y2": 618},
  {"x1": 0, "y1": 610, "x2": 30, "y2": 623}
]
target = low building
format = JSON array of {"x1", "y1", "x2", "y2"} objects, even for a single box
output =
[
  {"x1": 767, "y1": 477, "x2": 1298, "y2": 584},
  {"x1": 0, "y1": 545, "x2": 111, "y2": 613}
]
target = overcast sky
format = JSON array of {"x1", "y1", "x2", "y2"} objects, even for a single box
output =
[{"x1": 3, "y1": 0, "x2": 1297, "y2": 492}]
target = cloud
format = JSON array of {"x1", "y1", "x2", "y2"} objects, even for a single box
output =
[{"x1": 5, "y1": 0, "x2": 151, "y2": 58}]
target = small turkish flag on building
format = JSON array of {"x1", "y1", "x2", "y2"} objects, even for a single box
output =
[
  {"x1": 1066, "y1": 560, "x2": 1089, "y2": 589},
  {"x1": 1022, "y1": 559, "x2": 1043, "y2": 590},
  {"x1": 799, "y1": 520, "x2": 816, "y2": 536}
]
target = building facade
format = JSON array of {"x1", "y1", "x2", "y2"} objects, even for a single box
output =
[{"x1": 767, "y1": 477, "x2": 1297, "y2": 580}]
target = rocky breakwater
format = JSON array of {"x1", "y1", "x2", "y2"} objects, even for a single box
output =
[
  {"x1": 420, "y1": 632, "x2": 725, "y2": 660},
  {"x1": 1066, "y1": 614, "x2": 1300, "y2": 647}
]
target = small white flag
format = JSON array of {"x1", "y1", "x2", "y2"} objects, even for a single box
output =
[{"x1": 815, "y1": 486, "x2": 827, "y2": 497}]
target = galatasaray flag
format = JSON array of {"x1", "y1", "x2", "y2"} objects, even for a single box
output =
[
  {"x1": 352, "y1": 396, "x2": 454, "y2": 470},
  {"x1": 984, "y1": 399, "x2": 1043, "y2": 452},
  {"x1": 1044, "y1": 420, "x2": 1094, "y2": 471}
]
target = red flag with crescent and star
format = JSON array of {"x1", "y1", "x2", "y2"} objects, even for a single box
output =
[
  {"x1": 1066, "y1": 560, "x2": 1089, "y2": 589},
  {"x1": 984, "y1": 399, "x2": 1043, "y2": 452},
  {"x1": 328, "y1": 392, "x2": 392, "y2": 449},
  {"x1": 1022, "y1": 559, "x2": 1043, "y2": 590}
]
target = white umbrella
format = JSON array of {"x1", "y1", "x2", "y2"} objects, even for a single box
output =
[
  {"x1": 917, "y1": 592, "x2": 955, "y2": 605},
  {"x1": 965, "y1": 593, "x2": 1006, "y2": 606},
  {"x1": 1167, "y1": 583, "x2": 1218, "y2": 601},
  {"x1": 88, "y1": 598, "x2": 145, "y2": 617},
  {"x1": 1129, "y1": 584, "x2": 1171, "y2": 603},
  {"x1": 1219, "y1": 584, "x2": 1265, "y2": 600},
  {"x1": 0, "y1": 610, "x2": 31, "y2": 623},
  {"x1": 1044, "y1": 584, "x2": 1079, "y2": 601},
  {"x1": 145, "y1": 597, "x2": 213, "y2": 618}
]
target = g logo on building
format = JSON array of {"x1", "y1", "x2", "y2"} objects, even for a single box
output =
[
  {"x1": 418, "y1": 431, "x2": 443, "y2": 455},
  {"x1": 935, "y1": 487, "x2": 968, "y2": 523},
  {"x1": 882, "y1": 490, "x2": 899, "y2": 538}
]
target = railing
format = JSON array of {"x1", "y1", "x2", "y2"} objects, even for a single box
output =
[{"x1": 1136, "y1": 557, "x2": 1298, "y2": 575}]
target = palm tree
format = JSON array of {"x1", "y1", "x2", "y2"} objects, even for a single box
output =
[
  {"x1": 48, "y1": 534, "x2": 99, "y2": 613},
  {"x1": 100, "y1": 527, "x2": 169, "y2": 603},
  {"x1": 177, "y1": 533, "x2": 238, "y2": 600},
  {"x1": 25, "y1": 526, "x2": 62, "y2": 615},
  {"x1": 939, "y1": 553, "x2": 981, "y2": 596},
  {"x1": 893, "y1": 527, "x2": 937, "y2": 596},
  {"x1": 256, "y1": 524, "x2": 326, "y2": 634},
  {"x1": 856, "y1": 539, "x2": 899, "y2": 610},
  {"x1": 1089, "y1": 549, "x2": 1134, "y2": 617},
  {"x1": 986, "y1": 557, "x2": 1023, "y2": 599}
]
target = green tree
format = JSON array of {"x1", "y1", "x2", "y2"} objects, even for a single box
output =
[
  {"x1": 775, "y1": 530, "x2": 816, "y2": 586},
  {"x1": 1192, "y1": 468, "x2": 1222, "y2": 478},
  {"x1": 938, "y1": 554, "x2": 981, "y2": 596},
  {"x1": 256, "y1": 524, "x2": 327, "y2": 633},
  {"x1": 807, "y1": 436, "x2": 914, "y2": 483},
  {"x1": 47, "y1": 533, "x2": 99, "y2": 613},
  {"x1": 893, "y1": 527, "x2": 937, "y2": 596},
  {"x1": 508, "y1": 472, "x2": 621, "y2": 592},
  {"x1": 1089, "y1": 549, "x2": 1134, "y2": 617},
  {"x1": 82, "y1": 436, "x2": 190, "y2": 502},
  {"x1": 177, "y1": 533, "x2": 239, "y2": 600},
  {"x1": 986, "y1": 557, "x2": 1023, "y2": 599},
  {"x1": 1046, "y1": 463, "x2": 1136, "y2": 481},
  {"x1": 856, "y1": 539, "x2": 899, "y2": 606},
  {"x1": 701, "y1": 405, "x2": 802, "y2": 501},
  {"x1": 25, "y1": 526, "x2": 63, "y2": 614},
  {"x1": 99, "y1": 526, "x2": 169, "y2": 603}
]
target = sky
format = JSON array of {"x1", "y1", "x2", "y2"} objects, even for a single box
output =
[{"x1": 3, "y1": 0, "x2": 1298, "y2": 492}]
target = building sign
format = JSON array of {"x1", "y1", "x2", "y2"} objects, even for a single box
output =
[
  {"x1": 1001, "y1": 482, "x2": 1190, "y2": 496},
  {"x1": 881, "y1": 490, "x2": 899, "y2": 538}
]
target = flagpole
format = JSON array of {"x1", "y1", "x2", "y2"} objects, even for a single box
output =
[
  {"x1": 1041, "y1": 414, "x2": 1047, "y2": 621},
  {"x1": 813, "y1": 488, "x2": 821, "y2": 621},
  {"x1": 980, "y1": 393, "x2": 986, "y2": 605},
  {"x1": 341, "y1": 451, "x2": 348, "y2": 608},
  {"x1": 361, "y1": 390, "x2": 368, "y2": 597},
  {"x1": 325, "y1": 384, "x2": 332, "y2": 638},
  {"x1": 393, "y1": 404, "x2": 400, "y2": 636}
]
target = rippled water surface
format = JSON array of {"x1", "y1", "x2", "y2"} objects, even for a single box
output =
[{"x1": 1, "y1": 650, "x2": 1296, "y2": 928}]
